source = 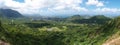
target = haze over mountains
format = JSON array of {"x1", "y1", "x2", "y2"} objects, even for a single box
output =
[
  {"x1": 0, "y1": 8, "x2": 118, "y2": 19},
  {"x1": 0, "y1": 9, "x2": 23, "y2": 18}
]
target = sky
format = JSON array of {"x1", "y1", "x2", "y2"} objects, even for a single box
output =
[{"x1": 0, "y1": 0, "x2": 120, "y2": 16}]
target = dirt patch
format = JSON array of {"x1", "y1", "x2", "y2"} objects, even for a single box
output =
[
  {"x1": 103, "y1": 32, "x2": 120, "y2": 45},
  {"x1": 103, "y1": 37, "x2": 120, "y2": 45},
  {"x1": 0, "y1": 40, "x2": 10, "y2": 45}
]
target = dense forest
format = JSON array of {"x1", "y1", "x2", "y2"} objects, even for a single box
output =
[
  {"x1": 0, "y1": 15, "x2": 120, "y2": 45},
  {"x1": 0, "y1": 9, "x2": 120, "y2": 45}
]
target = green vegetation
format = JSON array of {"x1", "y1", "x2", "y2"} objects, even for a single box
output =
[
  {"x1": 0, "y1": 12, "x2": 120, "y2": 45},
  {"x1": 67, "y1": 15, "x2": 111, "y2": 24}
]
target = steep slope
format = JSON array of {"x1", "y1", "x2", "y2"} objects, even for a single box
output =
[
  {"x1": 0, "y1": 9, "x2": 23, "y2": 18},
  {"x1": 100, "y1": 17, "x2": 120, "y2": 34},
  {"x1": 99, "y1": 17, "x2": 120, "y2": 45},
  {"x1": 0, "y1": 21, "x2": 10, "y2": 45},
  {"x1": 103, "y1": 35, "x2": 120, "y2": 45}
]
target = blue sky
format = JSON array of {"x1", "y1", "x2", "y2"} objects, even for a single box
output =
[
  {"x1": 14, "y1": 0, "x2": 24, "y2": 3},
  {"x1": 0, "y1": 0, "x2": 120, "y2": 16}
]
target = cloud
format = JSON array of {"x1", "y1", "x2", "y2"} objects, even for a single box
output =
[
  {"x1": 4, "y1": 0, "x2": 25, "y2": 8},
  {"x1": 95, "y1": 8, "x2": 120, "y2": 13},
  {"x1": 86, "y1": 0, "x2": 104, "y2": 7},
  {"x1": 0, "y1": 0, "x2": 120, "y2": 16},
  {"x1": 91, "y1": 8, "x2": 120, "y2": 16},
  {"x1": 0, "y1": 0, "x2": 5, "y2": 8},
  {"x1": 0, "y1": 0, "x2": 87, "y2": 15}
]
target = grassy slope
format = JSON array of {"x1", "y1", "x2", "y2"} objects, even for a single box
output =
[
  {"x1": 102, "y1": 17, "x2": 120, "y2": 45},
  {"x1": 0, "y1": 17, "x2": 120, "y2": 45}
]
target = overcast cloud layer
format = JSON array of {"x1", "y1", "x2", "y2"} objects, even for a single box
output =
[{"x1": 0, "y1": 0, "x2": 120, "y2": 16}]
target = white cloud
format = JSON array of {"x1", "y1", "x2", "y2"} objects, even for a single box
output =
[
  {"x1": 95, "y1": 8, "x2": 120, "y2": 13},
  {"x1": 0, "y1": 0, "x2": 120, "y2": 16},
  {"x1": 0, "y1": 0, "x2": 5, "y2": 8},
  {"x1": 86, "y1": 0, "x2": 104, "y2": 7},
  {"x1": 71, "y1": 6, "x2": 88, "y2": 11},
  {"x1": 0, "y1": 0, "x2": 86, "y2": 15},
  {"x1": 0, "y1": 0, "x2": 3, "y2": 4},
  {"x1": 4, "y1": 0, "x2": 25, "y2": 8}
]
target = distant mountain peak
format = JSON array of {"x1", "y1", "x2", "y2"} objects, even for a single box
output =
[{"x1": 0, "y1": 9, "x2": 23, "y2": 18}]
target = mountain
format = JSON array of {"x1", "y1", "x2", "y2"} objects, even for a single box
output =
[
  {"x1": 0, "y1": 9, "x2": 23, "y2": 18},
  {"x1": 94, "y1": 17, "x2": 120, "y2": 45},
  {"x1": 67, "y1": 15, "x2": 84, "y2": 20},
  {"x1": 88, "y1": 15, "x2": 111, "y2": 24},
  {"x1": 100, "y1": 16, "x2": 120, "y2": 33},
  {"x1": 66, "y1": 15, "x2": 111, "y2": 24},
  {"x1": 90, "y1": 15, "x2": 111, "y2": 20},
  {"x1": 66, "y1": 15, "x2": 84, "y2": 22}
]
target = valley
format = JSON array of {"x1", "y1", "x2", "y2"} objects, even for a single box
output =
[{"x1": 0, "y1": 9, "x2": 120, "y2": 45}]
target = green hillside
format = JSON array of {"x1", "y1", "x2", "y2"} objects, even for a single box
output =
[
  {"x1": 0, "y1": 15, "x2": 120, "y2": 45},
  {"x1": 67, "y1": 15, "x2": 111, "y2": 24}
]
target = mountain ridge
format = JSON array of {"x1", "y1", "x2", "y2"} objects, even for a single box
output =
[{"x1": 0, "y1": 9, "x2": 23, "y2": 18}]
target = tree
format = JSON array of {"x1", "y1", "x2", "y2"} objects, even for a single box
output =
[
  {"x1": 0, "y1": 20, "x2": 1, "y2": 26},
  {"x1": 0, "y1": 20, "x2": 4, "y2": 31},
  {"x1": 0, "y1": 20, "x2": 3, "y2": 31}
]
